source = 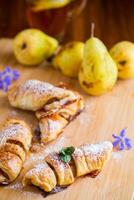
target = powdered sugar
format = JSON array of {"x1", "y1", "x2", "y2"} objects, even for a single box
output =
[
  {"x1": 27, "y1": 162, "x2": 49, "y2": 176},
  {"x1": 21, "y1": 80, "x2": 54, "y2": 95},
  {"x1": 73, "y1": 147, "x2": 83, "y2": 157},
  {"x1": 0, "y1": 123, "x2": 23, "y2": 145},
  {"x1": 7, "y1": 182, "x2": 23, "y2": 190},
  {"x1": 81, "y1": 141, "x2": 113, "y2": 160},
  {"x1": 25, "y1": 135, "x2": 65, "y2": 166}
]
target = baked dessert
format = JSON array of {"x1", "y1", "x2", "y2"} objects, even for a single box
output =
[
  {"x1": 8, "y1": 80, "x2": 78, "y2": 111},
  {"x1": 22, "y1": 141, "x2": 113, "y2": 194},
  {"x1": 8, "y1": 80, "x2": 84, "y2": 144},
  {"x1": 0, "y1": 119, "x2": 32, "y2": 185},
  {"x1": 36, "y1": 90, "x2": 84, "y2": 143}
]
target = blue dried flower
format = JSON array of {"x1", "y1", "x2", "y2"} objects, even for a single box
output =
[
  {"x1": 0, "y1": 66, "x2": 20, "y2": 91},
  {"x1": 112, "y1": 129, "x2": 132, "y2": 151}
]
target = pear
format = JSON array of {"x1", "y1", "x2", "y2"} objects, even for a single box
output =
[
  {"x1": 32, "y1": 0, "x2": 71, "y2": 11},
  {"x1": 13, "y1": 29, "x2": 58, "y2": 65},
  {"x1": 110, "y1": 41, "x2": 134, "y2": 79},
  {"x1": 52, "y1": 42, "x2": 84, "y2": 78},
  {"x1": 78, "y1": 37, "x2": 118, "y2": 95}
]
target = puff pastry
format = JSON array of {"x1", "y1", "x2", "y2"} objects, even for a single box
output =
[
  {"x1": 8, "y1": 80, "x2": 77, "y2": 111},
  {"x1": 23, "y1": 141, "x2": 113, "y2": 193},
  {"x1": 0, "y1": 119, "x2": 32, "y2": 185},
  {"x1": 8, "y1": 80, "x2": 84, "y2": 144},
  {"x1": 36, "y1": 94, "x2": 84, "y2": 143}
]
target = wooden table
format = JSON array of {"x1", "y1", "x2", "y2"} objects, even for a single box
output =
[{"x1": 0, "y1": 39, "x2": 134, "y2": 200}]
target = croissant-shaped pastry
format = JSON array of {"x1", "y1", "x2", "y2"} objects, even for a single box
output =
[
  {"x1": 0, "y1": 119, "x2": 32, "y2": 185},
  {"x1": 22, "y1": 141, "x2": 113, "y2": 193},
  {"x1": 36, "y1": 95, "x2": 84, "y2": 143},
  {"x1": 8, "y1": 80, "x2": 84, "y2": 144},
  {"x1": 8, "y1": 80, "x2": 77, "y2": 111}
]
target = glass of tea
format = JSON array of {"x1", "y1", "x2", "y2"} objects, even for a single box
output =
[{"x1": 26, "y1": 0, "x2": 87, "y2": 41}]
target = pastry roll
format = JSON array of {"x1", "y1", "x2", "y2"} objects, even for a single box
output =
[
  {"x1": 81, "y1": 141, "x2": 112, "y2": 173},
  {"x1": 8, "y1": 80, "x2": 77, "y2": 111},
  {"x1": 0, "y1": 119, "x2": 32, "y2": 185},
  {"x1": 0, "y1": 152, "x2": 22, "y2": 185},
  {"x1": 8, "y1": 80, "x2": 84, "y2": 144},
  {"x1": 36, "y1": 94, "x2": 84, "y2": 144},
  {"x1": 46, "y1": 152, "x2": 74, "y2": 186},
  {"x1": 73, "y1": 141, "x2": 113, "y2": 177},
  {"x1": 23, "y1": 162, "x2": 56, "y2": 192},
  {"x1": 22, "y1": 141, "x2": 113, "y2": 193},
  {"x1": 37, "y1": 114, "x2": 68, "y2": 143}
]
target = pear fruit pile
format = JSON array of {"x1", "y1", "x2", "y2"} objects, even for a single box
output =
[
  {"x1": 13, "y1": 27, "x2": 134, "y2": 96},
  {"x1": 52, "y1": 42, "x2": 84, "y2": 78},
  {"x1": 13, "y1": 29, "x2": 58, "y2": 65},
  {"x1": 110, "y1": 41, "x2": 134, "y2": 79}
]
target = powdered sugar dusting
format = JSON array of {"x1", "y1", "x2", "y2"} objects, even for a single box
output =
[
  {"x1": 21, "y1": 80, "x2": 53, "y2": 95},
  {"x1": 81, "y1": 141, "x2": 113, "y2": 160},
  {"x1": 7, "y1": 182, "x2": 23, "y2": 190},
  {"x1": 25, "y1": 135, "x2": 65, "y2": 167},
  {"x1": 0, "y1": 123, "x2": 24, "y2": 145},
  {"x1": 27, "y1": 162, "x2": 49, "y2": 176},
  {"x1": 73, "y1": 147, "x2": 83, "y2": 157}
]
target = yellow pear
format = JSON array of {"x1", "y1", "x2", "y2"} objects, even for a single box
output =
[
  {"x1": 110, "y1": 41, "x2": 134, "y2": 79},
  {"x1": 79, "y1": 37, "x2": 118, "y2": 96},
  {"x1": 52, "y1": 42, "x2": 84, "y2": 78},
  {"x1": 13, "y1": 29, "x2": 58, "y2": 65}
]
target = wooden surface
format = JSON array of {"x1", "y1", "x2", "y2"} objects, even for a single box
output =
[
  {"x1": 0, "y1": 39, "x2": 134, "y2": 200},
  {"x1": 0, "y1": 0, "x2": 134, "y2": 47}
]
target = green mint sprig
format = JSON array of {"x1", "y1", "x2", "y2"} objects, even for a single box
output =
[{"x1": 59, "y1": 146, "x2": 75, "y2": 163}]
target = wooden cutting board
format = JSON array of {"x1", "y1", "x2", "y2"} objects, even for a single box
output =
[{"x1": 0, "y1": 39, "x2": 134, "y2": 200}]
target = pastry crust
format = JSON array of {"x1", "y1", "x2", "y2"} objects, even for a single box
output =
[
  {"x1": 8, "y1": 80, "x2": 77, "y2": 111},
  {"x1": 8, "y1": 80, "x2": 84, "y2": 144},
  {"x1": 0, "y1": 119, "x2": 32, "y2": 185},
  {"x1": 0, "y1": 143, "x2": 25, "y2": 162},
  {"x1": 46, "y1": 152, "x2": 75, "y2": 186},
  {"x1": 0, "y1": 152, "x2": 22, "y2": 185},
  {"x1": 38, "y1": 114, "x2": 68, "y2": 143},
  {"x1": 23, "y1": 141, "x2": 113, "y2": 193},
  {"x1": 80, "y1": 141, "x2": 113, "y2": 173},
  {"x1": 0, "y1": 119, "x2": 32, "y2": 151},
  {"x1": 36, "y1": 93, "x2": 84, "y2": 144},
  {"x1": 22, "y1": 162, "x2": 57, "y2": 192}
]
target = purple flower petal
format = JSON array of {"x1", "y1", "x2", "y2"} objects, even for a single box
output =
[
  {"x1": 12, "y1": 70, "x2": 20, "y2": 80},
  {"x1": 112, "y1": 134, "x2": 120, "y2": 139},
  {"x1": 124, "y1": 138, "x2": 132, "y2": 149},
  {"x1": 119, "y1": 141, "x2": 125, "y2": 151},
  {"x1": 6, "y1": 66, "x2": 12, "y2": 72},
  {"x1": 112, "y1": 138, "x2": 120, "y2": 147},
  {"x1": 0, "y1": 67, "x2": 20, "y2": 92},
  {"x1": 120, "y1": 129, "x2": 126, "y2": 137}
]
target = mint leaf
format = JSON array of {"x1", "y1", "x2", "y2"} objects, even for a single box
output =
[
  {"x1": 59, "y1": 146, "x2": 75, "y2": 163},
  {"x1": 64, "y1": 147, "x2": 75, "y2": 155},
  {"x1": 60, "y1": 154, "x2": 71, "y2": 163}
]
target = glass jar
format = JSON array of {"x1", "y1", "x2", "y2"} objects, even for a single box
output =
[{"x1": 26, "y1": 0, "x2": 87, "y2": 41}]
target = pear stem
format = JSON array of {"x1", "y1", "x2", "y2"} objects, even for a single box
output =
[{"x1": 91, "y1": 22, "x2": 95, "y2": 37}]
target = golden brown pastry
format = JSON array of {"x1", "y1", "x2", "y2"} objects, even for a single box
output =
[
  {"x1": 36, "y1": 114, "x2": 68, "y2": 144},
  {"x1": 8, "y1": 79, "x2": 84, "y2": 144},
  {"x1": 22, "y1": 141, "x2": 113, "y2": 194},
  {"x1": 36, "y1": 95, "x2": 84, "y2": 144},
  {"x1": 22, "y1": 162, "x2": 57, "y2": 192},
  {"x1": 73, "y1": 141, "x2": 112, "y2": 177},
  {"x1": 8, "y1": 80, "x2": 77, "y2": 111},
  {"x1": 46, "y1": 152, "x2": 75, "y2": 186},
  {"x1": 0, "y1": 119, "x2": 32, "y2": 185}
]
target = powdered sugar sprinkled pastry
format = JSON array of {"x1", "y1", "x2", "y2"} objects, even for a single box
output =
[
  {"x1": 22, "y1": 141, "x2": 113, "y2": 195},
  {"x1": 0, "y1": 119, "x2": 32, "y2": 185},
  {"x1": 8, "y1": 80, "x2": 84, "y2": 144}
]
